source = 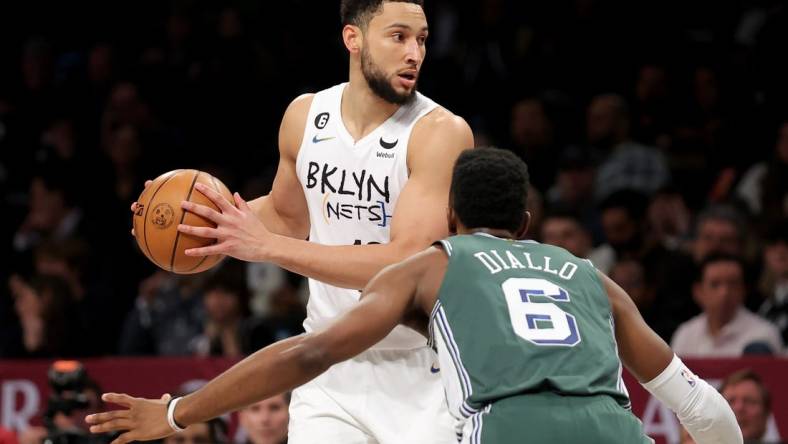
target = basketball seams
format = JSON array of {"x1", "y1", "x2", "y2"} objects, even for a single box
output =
[
  {"x1": 169, "y1": 170, "x2": 200, "y2": 272},
  {"x1": 142, "y1": 170, "x2": 181, "y2": 269},
  {"x1": 181, "y1": 174, "x2": 225, "y2": 274}
]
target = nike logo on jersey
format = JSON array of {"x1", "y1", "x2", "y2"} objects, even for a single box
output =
[
  {"x1": 379, "y1": 137, "x2": 398, "y2": 149},
  {"x1": 430, "y1": 364, "x2": 440, "y2": 374},
  {"x1": 313, "y1": 135, "x2": 335, "y2": 144}
]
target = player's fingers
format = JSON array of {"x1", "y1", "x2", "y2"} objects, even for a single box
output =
[
  {"x1": 130, "y1": 202, "x2": 137, "y2": 212},
  {"x1": 145, "y1": 180, "x2": 152, "y2": 187},
  {"x1": 181, "y1": 201, "x2": 224, "y2": 223},
  {"x1": 85, "y1": 410, "x2": 129, "y2": 425},
  {"x1": 101, "y1": 393, "x2": 136, "y2": 408},
  {"x1": 185, "y1": 244, "x2": 224, "y2": 257},
  {"x1": 160, "y1": 393, "x2": 171, "y2": 402},
  {"x1": 234, "y1": 192, "x2": 252, "y2": 212},
  {"x1": 177, "y1": 224, "x2": 219, "y2": 238},
  {"x1": 89, "y1": 418, "x2": 132, "y2": 434},
  {"x1": 194, "y1": 183, "x2": 235, "y2": 213}
]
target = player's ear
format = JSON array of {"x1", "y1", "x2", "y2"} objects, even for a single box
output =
[
  {"x1": 447, "y1": 207, "x2": 458, "y2": 235},
  {"x1": 516, "y1": 211, "x2": 531, "y2": 240},
  {"x1": 343, "y1": 25, "x2": 362, "y2": 54}
]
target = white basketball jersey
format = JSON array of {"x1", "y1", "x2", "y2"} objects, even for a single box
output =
[{"x1": 295, "y1": 83, "x2": 439, "y2": 350}]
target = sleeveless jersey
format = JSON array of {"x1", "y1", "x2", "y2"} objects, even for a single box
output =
[
  {"x1": 296, "y1": 83, "x2": 439, "y2": 350},
  {"x1": 429, "y1": 233, "x2": 631, "y2": 420}
]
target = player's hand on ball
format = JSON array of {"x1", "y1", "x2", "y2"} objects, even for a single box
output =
[
  {"x1": 178, "y1": 183, "x2": 272, "y2": 262},
  {"x1": 86, "y1": 393, "x2": 173, "y2": 444},
  {"x1": 130, "y1": 180, "x2": 153, "y2": 236}
]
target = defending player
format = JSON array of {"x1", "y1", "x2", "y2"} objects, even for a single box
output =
[{"x1": 99, "y1": 148, "x2": 741, "y2": 443}]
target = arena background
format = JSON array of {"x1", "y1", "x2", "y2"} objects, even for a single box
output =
[{"x1": 1, "y1": 1, "x2": 787, "y2": 443}]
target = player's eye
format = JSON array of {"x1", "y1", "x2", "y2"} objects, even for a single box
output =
[
  {"x1": 392, "y1": 32, "x2": 404, "y2": 42},
  {"x1": 418, "y1": 35, "x2": 427, "y2": 45}
]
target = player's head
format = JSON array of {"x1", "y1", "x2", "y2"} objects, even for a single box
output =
[
  {"x1": 449, "y1": 147, "x2": 530, "y2": 237},
  {"x1": 341, "y1": 0, "x2": 427, "y2": 104}
]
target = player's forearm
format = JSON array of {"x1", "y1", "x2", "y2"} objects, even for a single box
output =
[
  {"x1": 266, "y1": 235, "x2": 414, "y2": 289},
  {"x1": 174, "y1": 334, "x2": 329, "y2": 426},
  {"x1": 249, "y1": 195, "x2": 308, "y2": 239}
]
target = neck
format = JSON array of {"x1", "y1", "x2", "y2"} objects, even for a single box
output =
[
  {"x1": 462, "y1": 227, "x2": 518, "y2": 239},
  {"x1": 342, "y1": 68, "x2": 400, "y2": 141},
  {"x1": 706, "y1": 309, "x2": 737, "y2": 337}
]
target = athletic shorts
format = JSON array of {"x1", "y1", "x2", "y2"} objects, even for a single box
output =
[
  {"x1": 288, "y1": 347, "x2": 456, "y2": 444},
  {"x1": 460, "y1": 392, "x2": 654, "y2": 444}
]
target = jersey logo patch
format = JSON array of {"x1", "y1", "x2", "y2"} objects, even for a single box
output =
[
  {"x1": 379, "y1": 137, "x2": 398, "y2": 149},
  {"x1": 315, "y1": 112, "x2": 330, "y2": 129},
  {"x1": 430, "y1": 363, "x2": 440, "y2": 373},
  {"x1": 312, "y1": 135, "x2": 335, "y2": 144}
]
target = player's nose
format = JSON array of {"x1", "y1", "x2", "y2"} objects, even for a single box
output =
[{"x1": 404, "y1": 39, "x2": 422, "y2": 65}]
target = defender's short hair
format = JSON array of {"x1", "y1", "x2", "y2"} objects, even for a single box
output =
[{"x1": 451, "y1": 147, "x2": 530, "y2": 232}]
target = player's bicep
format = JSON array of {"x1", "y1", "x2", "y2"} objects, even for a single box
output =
[
  {"x1": 599, "y1": 271, "x2": 673, "y2": 383},
  {"x1": 255, "y1": 95, "x2": 313, "y2": 238},
  {"x1": 389, "y1": 114, "x2": 473, "y2": 255}
]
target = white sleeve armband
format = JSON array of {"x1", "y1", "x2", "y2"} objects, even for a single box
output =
[{"x1": 641, "y1": 355, "x2": 742, "y2": 444}]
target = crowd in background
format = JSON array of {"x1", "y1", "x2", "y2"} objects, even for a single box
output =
[{"x1": 1, "y1": 0, "x2": 787, "y2": 359}]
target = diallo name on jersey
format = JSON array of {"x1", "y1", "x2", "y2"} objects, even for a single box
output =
[{"x1": 473, "y1": 249, "x2": 579, "y2": 280}]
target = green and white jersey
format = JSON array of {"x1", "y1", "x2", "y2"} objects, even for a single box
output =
[{"x1": 429, "y1": 233, "x2": 630, "y2": 421}]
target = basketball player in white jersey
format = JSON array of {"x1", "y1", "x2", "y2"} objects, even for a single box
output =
[{"x1": 128, "y1": 1, "x2": 472, "y2": 443}]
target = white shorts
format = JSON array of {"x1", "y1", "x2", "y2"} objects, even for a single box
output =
[{"x1": 288, "y1": 347, "x2": 457, "y2": 444}]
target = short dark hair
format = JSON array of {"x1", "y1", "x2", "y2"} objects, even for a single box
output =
[
  {"x1": 340, "y1": 0, "x2": 424, "y2": 27},
  {"x1": 696, "y1": 252, "x2": 746, "y2": 283},
  {"x1": 450, "y1": 147, "x2": 529, "y2": 233},
  {"x1": 720, "y1": 369, "x2": 771, "y2": 412}
]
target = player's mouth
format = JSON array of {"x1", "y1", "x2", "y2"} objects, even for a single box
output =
[{"x1": 396, "y1": 70, "x2": 418, "y2": 88}]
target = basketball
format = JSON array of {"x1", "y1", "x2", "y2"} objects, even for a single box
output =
[{"x1": 132, "y1": 169, "x2": 234, "y2": 274}]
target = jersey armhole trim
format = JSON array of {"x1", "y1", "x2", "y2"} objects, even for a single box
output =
[{"x1": 434, "y1": 239, "x2": 453, "y2": 256}]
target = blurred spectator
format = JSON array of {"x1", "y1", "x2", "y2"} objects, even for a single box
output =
[
  {"x1": 192, "y1": 263, "x2": 252, "y2": 358},
  {"x1": 720, "y1": 369, "x2": 771, "y2": 443},
  {"x1": 609, "y1": 259, "x2": 654, "y2": 315},
  {"x1": 33, "y1": 239, "x2": 116, "y2": 355},
  {"x1": 539, "y1": 211, "x2": 592, "y2": 259},
  {"x1": 237, "y1": 393, "x2": 290, "y2": 444},
  {"x1": 647, "y1": 186, "x2": 693, "y2": 252},
  {"x1": 12, "y1": 162, "x2": 87, "y2": 262},
  {"x1": 587, "y1": 93, "x2": 670, "y2": 200},
  {"x1": 118, "y1": 270, "x2": 205, "y2": 356},
  {"x1": 509, "y1": 97, "x2": 559, "y2": 191},
  {"x1": 736, "y1": 119, "x2": 788, "y2": 228},
  {"x1": 631, "y1": 63, "x2": 673, "y2": 147},
  {"x1": 244, "y1": 271, "x2": 306, "y2": 345},
  {"x1": 545, "y1": 145, "x2": 601, "y2": 242},
  {"x1": 672, "y1": 254, "x2": 783, "y2": 357},
  {"x1": 2, "y1": 274, "x2": 87, "y2": 358},
  {"x1": 163, "y1": 418, "x2": 227, "y2": 444},
  {"x1": 758, "y1": 220, "x2": 788, "y2": 344},
  {"x1": 692, "y1": 204, "x2": 748, "y2": 263}
]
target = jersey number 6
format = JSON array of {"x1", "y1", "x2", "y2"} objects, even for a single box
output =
[{"x1": 501, "y1": 278, "x2": 581, "y2": 347}]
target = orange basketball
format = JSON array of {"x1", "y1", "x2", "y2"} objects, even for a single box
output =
[{"x1": 132, "y1": 169, "x2": 234, "y2": 274}]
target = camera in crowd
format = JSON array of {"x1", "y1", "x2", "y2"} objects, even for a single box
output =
[{"x1": 42, "y1": 361, "x2": 112, "y2": 444}]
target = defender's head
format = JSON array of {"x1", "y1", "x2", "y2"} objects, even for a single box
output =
[
  {"x1": 341, "y1": 0, "x2": 427, "y2": 104},
  {"x1": 449, "y1": 147, "x2": 531, "y2": 238}
]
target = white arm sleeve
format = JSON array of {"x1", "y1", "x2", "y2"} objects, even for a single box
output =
[{"x1": 642, "y1": 355, "x2": 742, "y2": 444}]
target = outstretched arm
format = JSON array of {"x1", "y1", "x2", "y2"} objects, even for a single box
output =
[
  {"x1": 85, "y1": 249, "x2": 433, "y2": 444},
  {"x1": 179, "y1": 111, "x2": 473, "y2": 289},
  {"x1": 600, "y1": 272, "x2": 742, "y2": 444}
]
